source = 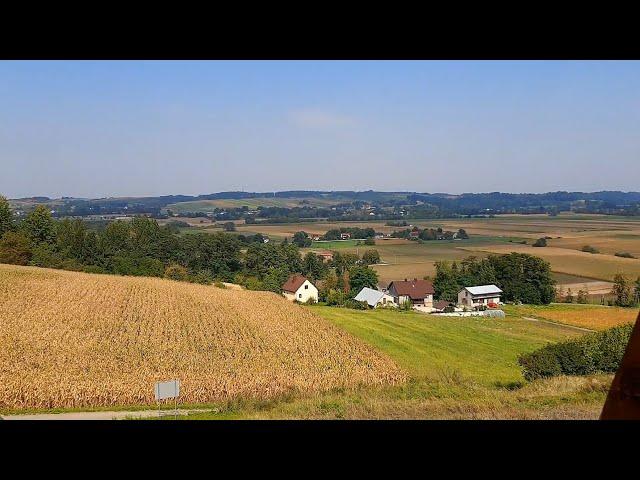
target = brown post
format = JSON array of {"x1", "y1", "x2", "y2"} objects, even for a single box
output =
[{"x1": 601, "y1": 311, "x2": 640, "y2": 419}]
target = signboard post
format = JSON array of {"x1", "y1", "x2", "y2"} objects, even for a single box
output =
[{"x1": 154, "y1": 380, "x2": 180, "y2": 419}]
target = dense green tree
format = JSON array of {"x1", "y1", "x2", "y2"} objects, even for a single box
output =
[
  {"x1": 244, "y1": 241, "x2": 301, "y2": 279},
  {"x1": 22, "y1": 205, "x2": 56, "y2": 245},
  {"x1": 301, "y1": 252, "x2": 328, "y2": 282},
  {"x1": 292, "y1": 231, "x2": 312, "y2": 248},
  {"x1": 361, "y1": 249, "x2": 380, "y2": 265},
  {"x1": 348, "y1": 265, "x2": 378, "y2": 295},
  {"x1": 177, "y1": 232, "x2": 241, "y2": 279},
  {"x1": 433, "y1": 261, "x2": 461, "y2": 302},
  {"x1": 261, "y1": 267, "x2": 291, "y2": 293},
  {"x1": 222, "y1": 222, "x2": 236, "y2": 232},
  {"x1": 0, "y1": 195, "x2": 14, "y2": 237},
  {"x1": 0, "y1": 231, "x2": 32, "y2": 265},
  {"x1": 332, "y1": 251, "x2": 359, "y2": 274},
  {"x1": 634, "y1": 277, "x2": 640, "y2": 306},
  {"x1": 611, "y1": 274, "x2": 632, "y2": 307}
]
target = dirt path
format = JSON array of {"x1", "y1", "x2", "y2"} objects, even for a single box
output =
[
  {"x1": 1, "y1": 408, "x2": 212, "y2": 420},
  {"x1": 521, "y1": 316, "x2": 596, "y2": 333}
]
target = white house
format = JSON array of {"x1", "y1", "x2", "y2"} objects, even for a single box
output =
[
  {"x1": 457, "y1": 285, "x2": 503, "y2": 308},
  {"x1": 353, "y1": 287, "x2": 397, "y2": 308},
  {"x1": 281, "y1": 274, "x2": 318, "y2": 303}
]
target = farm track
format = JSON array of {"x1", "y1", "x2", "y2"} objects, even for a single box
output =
[{"x1": 520, "y1": 316, "x2": 596, "y2": 333}]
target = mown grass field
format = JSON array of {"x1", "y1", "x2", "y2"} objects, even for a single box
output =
[
  {"x1": 181, "y1": 307, "x2": 612, "y2": 420},
  {"x1": 503, "y1": 303, "x2": 639, "y2": 331}
]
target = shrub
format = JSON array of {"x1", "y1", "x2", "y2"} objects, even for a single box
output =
[
  {"x1": 192, "y1": 270, "x2": 214, "y2": 285},
  {"x1": 344, "y1": 299, "x2": 368, "y2": 310},
  {"x1": 581, "y1": 245, "x2": 599, "y2": 254},
  {"x1": 164, "y1": 263, "x2": 189, "y2": 282},
  {"x1": 443, "y1": 305, "x2": 455, "y2": 313},
  {"x1": 214, "y1": 281, "x2": 227, "y2": 289},
  {"x1": 615, "y1": 252, "x2": 636, "y2": 259},
  {"x1": 518, "y1": 348, "x2": 562, "y2": 381},
  {"x1": 532, "y1": 238, "x2": 547, "y2": 247},
  {"x1": 518, "y1": 323, "x2": 633, "y2": 381}
]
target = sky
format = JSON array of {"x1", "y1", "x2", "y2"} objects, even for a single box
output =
[{"x1": 1, "y1": 60, "x2": 639, "y2": 198}]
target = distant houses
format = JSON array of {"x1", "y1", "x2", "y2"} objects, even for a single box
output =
[
  {"x1": 354, "y1": 287, "x2": 396, "y2": 308},
  {"x1": 282, "y1": 274, "x2": 318, "y2": 303},
  {"x1": 387, "y1": 279, "x2": 434, "y2": 308},
  {"x1": 457, "y1": 285, "x2": 502, "y2": 308}
]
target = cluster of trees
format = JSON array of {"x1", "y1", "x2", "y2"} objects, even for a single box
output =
[
  {"x1": 322, "y1": 227, "x2": 376, "y2": 240},
  {"x1": 609, "y1": 274, "x2": 640, "y2": 307},
  {"x1": 434, "y1": 253, "x2": 556, "y2": 304},
  {"x1": 391, "y1": 227, "x2": 468, "y2": 241}
]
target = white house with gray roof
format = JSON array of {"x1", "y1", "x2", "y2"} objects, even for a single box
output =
[
  {"x1": 354, "y1": 287, "x2": 397, "y2": 308},
  {"x1": 457, "y1": 285, "x2": 503, "y2": 308}
]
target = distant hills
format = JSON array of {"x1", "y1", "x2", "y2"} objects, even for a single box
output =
[{"x1": 7, "y1": 190, "x2": 640, "y2": 218}]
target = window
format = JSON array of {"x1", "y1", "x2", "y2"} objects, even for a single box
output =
[
  {"x1": 298, "y1": 293, "x2": 302, "y2": 298},
  {"x1": 304, "y1": 285, "x2": 308, "y2": 289}
]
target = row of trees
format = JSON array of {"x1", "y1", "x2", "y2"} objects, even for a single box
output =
[
  {"x1": 434, "y1": 253, "x2": 556, "y2": 304},
  {"x1": 391, "y1": 227, "x2": 468, "y2": 241},
  {"x1": 0, "y1": 196, "x2": 382, "y2": 302}
]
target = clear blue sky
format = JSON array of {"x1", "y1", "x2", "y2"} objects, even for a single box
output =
[{"x1": 1, "y1": 60, "x2": 639, "y2": 198}]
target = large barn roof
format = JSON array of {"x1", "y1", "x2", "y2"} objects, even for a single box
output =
[
  {"x1": 388, "y1": 279, "x2": 435, "y2": 299},
  {"x1": 464, "y1": 285, "x2": 503, "y2": 295},
  {"x1": 354, "y1": 287, "x2": 385, "y2": 307}
]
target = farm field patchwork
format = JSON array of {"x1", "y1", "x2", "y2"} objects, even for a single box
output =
[
  {"x1": 461, "y1": 243, "x2": 640, "y2": 282},
  {"x1": 503, "y1": 303, "x2": 639, "y2": 331},
  {"x1": 165, "y1": 196, "x2": 344, "y2": 213},
  {"x1": 0, "y1": 264, "x2": 403, "y2": 411}
]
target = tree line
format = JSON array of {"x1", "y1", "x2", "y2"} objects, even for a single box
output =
[{"x1": 0, "y1": 196, "x2": 381, "y2": 301}]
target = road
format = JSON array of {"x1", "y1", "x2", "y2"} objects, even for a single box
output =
[{"x1": 1, "y1": 408, "x2": 212, "y2": 420}]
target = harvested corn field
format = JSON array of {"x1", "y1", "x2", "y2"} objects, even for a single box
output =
[{"x1": 0, "y1": 264, "x2": 404, "y2": 410}]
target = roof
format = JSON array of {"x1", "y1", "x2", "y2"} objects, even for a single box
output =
[
  {"x1": 433, "y1": 300, "x2": 453, "y2": 310},
  {"x1": 354, "y1": 287, "x2": 387, "y2": 307},
  {"x1": 463, "y1": 285, "x2": 503, "y2": 296},
  {"x1": 281, "y1": 274, "x2": 310, "y2": 293},
  {"x1": 388, "y1": 279, "x2": 435, "y2": 299}
]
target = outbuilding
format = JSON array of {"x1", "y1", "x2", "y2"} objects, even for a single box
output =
[{"x1": 353, "y1": 287, "x2": 397, "y2": 308}]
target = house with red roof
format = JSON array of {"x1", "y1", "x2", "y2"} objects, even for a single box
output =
[
  {"x1": 281, "y1": 274, "x2": 318, "y2": 303},
  {"x1": 387, "y1": 278, "x2": 435, "y2": 308}
]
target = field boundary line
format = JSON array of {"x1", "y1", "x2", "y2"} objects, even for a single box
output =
[{"x1": 520, "y1": 316, "x2": 596, "y2": 333}]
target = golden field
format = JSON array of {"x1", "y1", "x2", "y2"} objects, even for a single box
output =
[
  {"x1": 503, "y1": 304, "x2": 639, "y2": 331},
  {"x1": 0, "y1": 264, "x2": 403, "y2": 410}
]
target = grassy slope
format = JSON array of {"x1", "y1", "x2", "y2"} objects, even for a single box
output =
[{"x1": 183, "y1": 306, "x2": 610, "y2": 420}]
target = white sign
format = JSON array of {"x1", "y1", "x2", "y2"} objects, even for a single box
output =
[{"x1": 155, "y1": 380, "x2": 180, "y2": 401}]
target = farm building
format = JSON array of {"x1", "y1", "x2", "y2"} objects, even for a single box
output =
[
  {"x1": 340, "y1": 232, "x2": 351, "y2": 240},
  {"x1": 353, "y1": 287, "x2": 397, "y2": 308},
  {"x1": 457, "y1": 285, "x2": 503, "y2": 308},
  {"x1": 432, "y1": 300, "x2": 457, "y2": 312},
  {"x1": 315, "y1": 251, "x2": 334, "y2": 262},
  {"x1": 387, "y1": 279, "x2": 434, "y2": 307},
  {"x1": 281, "y1": 274, "x2": 318, "y2": 303}
]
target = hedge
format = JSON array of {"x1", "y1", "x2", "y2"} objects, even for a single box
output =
[{"x1": 518, "y1": 323, "x2": 634, "y2": 381}]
